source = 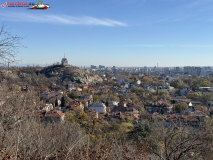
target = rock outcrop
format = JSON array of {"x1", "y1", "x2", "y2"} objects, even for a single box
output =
[{"x1": 40, "y1": 65, "x2": 103, "y2": 85}]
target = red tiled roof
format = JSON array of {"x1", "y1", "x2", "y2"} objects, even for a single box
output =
[
  {"x1": 166, "y1": 115, "x2": 199, "y2": 122},
  {"x1": 133, "y1": 114, "x2": 138, "y2": 119},
  {"x1": 45, "y1": 110, "x2": 65, "y2": 117}
]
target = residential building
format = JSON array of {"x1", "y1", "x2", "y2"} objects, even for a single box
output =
[
  {"x1": 37, "y1": 110, "x2": 65, "y2": 123},
  {"x1": 99, "y1": 65, "x2": 105, "y2": 69},
  {"x1": 146, "y1": 102, "x2": 173, "y2": 113},
  {"x1": 91, "y1": 65, "x2": 97, "y2": 69},
  {"x1": 108, "y1": 101, "x2": 119, "y2": 109},
  {"x1": 89, "y1": 102, "x2": 106, "y2": 113}
]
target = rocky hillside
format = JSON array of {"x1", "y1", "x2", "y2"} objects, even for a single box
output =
[{"x1": 39, "y1": 65, "x2": 103, "y2": 85}]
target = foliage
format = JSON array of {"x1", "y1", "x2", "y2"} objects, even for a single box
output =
[
  {"x1": 203, "y1": 117, "x2": 213, "y2": 126},
  {"x1": 131, "y1": 97, "x2": 139, "y2": 103},
  {"x1": 128, "y1": 122, "x2": 158, "y2": 154},
  {"x1": 61, "y1": 96, "x2": 65, "y2": 107},
  {"x1": 170, "y1": 79, "x2": 184, "y2": 89},
  {"x1": 152, "y1": 96, "x2": 158, "y2": 102},
  {"x1": 196, "y1": 106, "x2": 210, "y2": 116},
  {"x1": 65, "y1": 108, "x2": 87, "y2": 124},
  {"x1": 159, "y1": 91, "x2": 169, "y2": 96},
  {"x1": 130, "y1": 87, "x2": 144, "y2": 96},
  {"x1": 132, "y1": 75, "x2": 138, "y2": 81},
  {"x1": 93, "y1": 94, "x2": 101, "y2": 102},
  {"x1": 199, "y1": 92, "x2": 213, "y2": 106},
  {"x1": 84, "y1": 88, "x2": 90, "y2": 94},
  {"x1": 173, "y1": 102, "x2": 187, "y2": 113},
  {"x1": 135, "y1": 103, "x2": 146, "y2": 114},
  {"x1": 194, "y1": 92, "x2": 202, "y2": 97},
  {"x1": 141, "y1": 76, "x2": 152, "y2": 85},
  {"x1": 109, "y1": 94, "x2": 120, "y2": 102},
  {"x1": 67, "y1": 92, "x2": 78, "y2": 99},
  {"x1": 186, "y1": 93, "x2": 195, "y2": 99}
]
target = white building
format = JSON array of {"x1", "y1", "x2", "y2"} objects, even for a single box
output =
[
  {"x1": 108, "y1": 101, "x2": 119, "y2": 109},
  {"x1": 67, "y1": 84, "x2": 76, "y2": 92},
  {"x1": 136, "y1": 80, "x2": 141, "y2": 85},
  {"x1": 89, "y1": 102, "x2": 106, "y2": 113}
]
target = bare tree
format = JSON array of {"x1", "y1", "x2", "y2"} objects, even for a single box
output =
[
  {"x1": 153, "y1": 122, "x2": 213, "y2": 160},
  {"x1": 0, "y1": 24, "x2": 23, "y2": 65}
]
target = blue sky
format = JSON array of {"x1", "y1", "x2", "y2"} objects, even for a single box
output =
[{"x1": 1, "y1": 0, "x2": 213, "y2": 67}]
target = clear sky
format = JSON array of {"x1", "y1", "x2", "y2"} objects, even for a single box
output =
[{"x1": 1, "y1": 0, "x2": 213, "y2": 67}]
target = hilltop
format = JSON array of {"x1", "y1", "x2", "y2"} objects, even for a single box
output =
[{"x1": 39, "y1": 64, "x2": 103, "y2": 85}]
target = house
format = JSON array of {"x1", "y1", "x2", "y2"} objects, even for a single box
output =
[
  {"x1": 49, "y1": 98, "x2": 56, "y2": 104},
  {"x1": 89, "y1": 87, "x2": 96, "y2": 92},
  {"x1": 172, "y1": 99, "x2": 202, "y2": 107},
  {"x1": 180, "y1": 88, "x2": 193, "y2": 96},
  {"x1": 76, "y1": 87, "x2": 82, "y2": 92},
  {"x1": 79, "y1": 94, "x2": 93, "y2": 106},
  {"x1": 52, "y1": 84, "x2": 61, "y2": 92},
  {"x1": 67, "y1": 84, "x2": 76, "y2": 92},
  {"x1": 111, "y1": 107, "x2": 128, "y2": 113},
  {"x1": 199, "y1": 87, "x2": 213, "y2": 92},
  {"x1": 116, "y1": 79, "x2": 123, "y2": 84},
  {"x1": 108, "y1": 101, "x2": 119, "y2": 109},
  {"x1": 146, "y1": 102, "x2": 173, "y2": 114},
  {"x1": 136, "y1": 80, "x2": 141, "y2": 85},
  {"x1": 65, "y1": 101, "x2": 84, "y2": 112},
  {"x1": 124, "y1": 82, "x2": 130, "y2": 88},
  {"x1": 37, "y1": 110, "x2": 65, "y2": 123},
  {"x1": 80, "y1": 85, "x2": 88, "y2": 90},
  {"x1": 41, "y1": 91, "x2": 50, "y2": 99},
  {"x1": 40, "y1": 103, "x2": 53, "y2": 112},
  {"x1": 40, "y1": 84, "x2": 49, "y2": 93},
  {"x1": 118, "y1": 101, "x2": 127, "y2": 107},
  {"x1": 106, "y1": 107, "x2": 111, "y2": 112},
  {"x1": 169, "y1": 92, "x2": 179, "y2": 97},
  {"x1": 188, "y1": 110, "x2": 209, "y2": 122},
  {"x1": 41, "y1": 97, "x2": 48, "y2": 103},
  {"x1": 126, "y1": 108, "x2": 139, "y2": 114},
  {"x1": 87, "y1": 110, "x2": 98, "y2": 119},
  {"x1": 89, "y1": 102, "x2": 106, "y2": 113},
  {"x1": 90, "y1": 87, "x2": 101, "y2": 94},
  {"x1": 100, "y1": 112, "x2": 138, "y2": 122},
  {"x1": 55, "y1": 91, "x2": 63, "y2": 99},
  {"x1": 143, "y1": 85, "x2": 150, "y2": 90},
  {"x1": 165, "y1": 114, "x2": 200, "y2": 127}
]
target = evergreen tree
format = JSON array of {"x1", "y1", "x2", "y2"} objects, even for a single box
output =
[
  {"x1": 157, "y1": 86, "x2": 159, "y2": 95},
  {"x1": 55, "y1": 99, "x2": 58, "y2": 107},
  {"x1": 61, "y1": 96, "x2": 65, "y2": 107}
]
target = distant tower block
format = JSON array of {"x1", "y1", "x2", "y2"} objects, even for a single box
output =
[{"x1": 8, "y1": 62, "x2": 10, "y2": 68}]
